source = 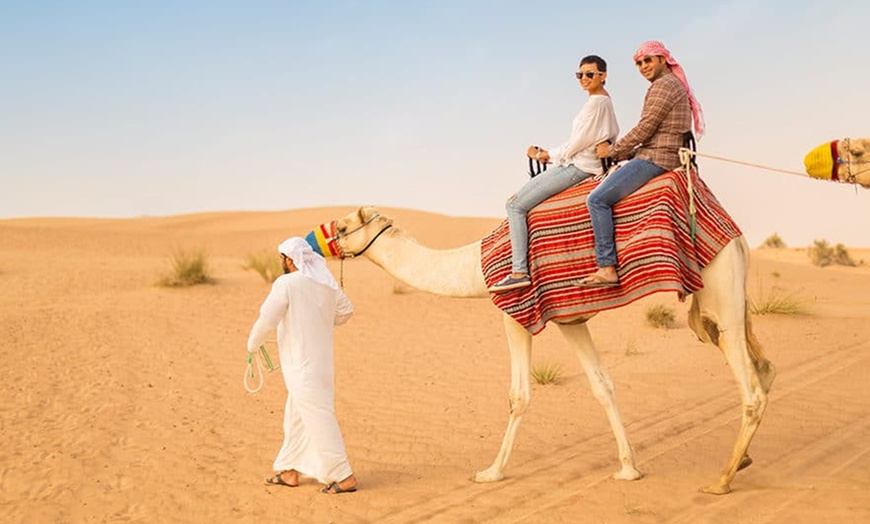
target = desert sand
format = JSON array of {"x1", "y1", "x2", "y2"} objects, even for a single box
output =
[{"x1": 1, "y1": 207, "x2": 869, "y2": 524}]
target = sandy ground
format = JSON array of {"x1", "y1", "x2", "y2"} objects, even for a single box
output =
[{"x1": 1, "y1": 207, "x2": 868, "y2": 524}]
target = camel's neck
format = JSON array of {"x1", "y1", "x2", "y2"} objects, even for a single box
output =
[{"x1": 362, "y1": 228, "x2": 489, "y2": 298}]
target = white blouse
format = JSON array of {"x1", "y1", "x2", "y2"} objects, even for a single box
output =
[{"x1": 547, "y1": 94, "x2": 619, "y2": 175}]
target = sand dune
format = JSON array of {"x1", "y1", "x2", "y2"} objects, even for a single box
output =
[{"x1": 1, "y1": 207, "x2": 868, "y2": 523}]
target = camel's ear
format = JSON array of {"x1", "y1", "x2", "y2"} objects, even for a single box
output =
[{"x1": 358, "y1": 206, "x2": 378, "y2": 222}]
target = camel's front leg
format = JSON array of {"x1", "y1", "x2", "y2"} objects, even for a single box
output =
[
  {"x1": 558, "y1": 322, "x2": 642, "y2": 481},
  {"x1": 473, "y1": 313, "x2": 532, "y2": 483}
]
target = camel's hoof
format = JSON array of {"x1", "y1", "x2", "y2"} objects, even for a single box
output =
[
  {"x1": 612, "y1": 466, "x2": 644, "y2": 481},
  {"x1": 472, "y1": 468, "x2": 504, "y2": 483},
  {"x1": 737, "y1": 455, "x2": 753, "y2": 471},
  {"x1": 700, "y1": 483, "x2": 732, "y2": 495}
]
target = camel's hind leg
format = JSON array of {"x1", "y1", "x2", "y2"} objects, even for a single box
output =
[
  {"x1": 557, "y1": 322, "x2": 642, "y2": 481},
  {"x1": 473, "y1": 313, "x2": 533, "y2": 482},
  {"x1": 691, "y1": 237, "x2": 774, "y2": 494}
]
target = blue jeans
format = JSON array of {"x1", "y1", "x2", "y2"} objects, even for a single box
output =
[
  {"x1": 586, "y1": 158, "x2": 666, "y2": 267},
  {"x1": 506, "y1": 164, "x2": 592, "y2": 274}
]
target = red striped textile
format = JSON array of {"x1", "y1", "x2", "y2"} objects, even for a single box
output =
[{"x1": 481, "y1": 170, "x2": 741, "y2": 334}]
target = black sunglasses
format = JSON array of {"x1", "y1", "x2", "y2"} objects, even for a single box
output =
[
  {"x1": 634, "y1": 56, "x2": 658, "y2": 67},
  {"x1": 575, "y1": 71, "x2": 601, "y2": 80}
]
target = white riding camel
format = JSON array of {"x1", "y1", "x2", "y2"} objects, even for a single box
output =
[{"x1": 323, "y1": 206, "x2": 775, "y2": 494}]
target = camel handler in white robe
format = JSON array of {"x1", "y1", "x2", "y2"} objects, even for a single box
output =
[{"x1": 246, "y1": 237, "x2": 358, "y2": 494}]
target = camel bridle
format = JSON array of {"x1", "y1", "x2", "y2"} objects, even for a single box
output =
[
  {"x1": 835, "y1": 138, "x2": 869, "y2": 186},
  {"x1": 326, "y1": 212, "x2": 392, "y2": 289},
  {"x1": 333, "y1": 212, "x2": 393, "y2": 260}
]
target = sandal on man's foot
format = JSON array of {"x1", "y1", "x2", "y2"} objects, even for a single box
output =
[
  {"x1": 265, "y1": 471, "x2": 298, "y2": 488},
  {"x1": 321, "y1": 481, "x2": 357, "y2": 494},
  {"x1": 575, "y1": 273, "x2": 619, "y2": 288},
  {"x1": 487, "y1": 274, "x2": 531, "y2": 294}
]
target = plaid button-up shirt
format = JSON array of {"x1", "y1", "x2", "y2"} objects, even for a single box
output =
[{"x1": 610, "y1": 70, "x2": 692, "y2": 170}]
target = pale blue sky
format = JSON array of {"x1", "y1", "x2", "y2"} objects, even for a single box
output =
[{"x1": 2, "y1": 0, "x2": 869, "y2": 246}]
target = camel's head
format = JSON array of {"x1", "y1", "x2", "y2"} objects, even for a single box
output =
[
  {"x1": 805, "y1": 138, "x2": 870, "y2": 188},
  {"x1": 840, "y1": 138, "x2": 870, "y2": 188},
  {"x1": 304, "y1": 206, "x2": 393, "y2": 259}
]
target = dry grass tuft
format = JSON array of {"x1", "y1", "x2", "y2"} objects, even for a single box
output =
[
  {"x1": 809, "y1": 239, "x2": 859, "y2": 267},
  {"x1": 750, "y1": 286, "x2": 808, "y2": 315},
  {"x1": 531, "y1": 363, "x2": 563, "y2": 385},
  {"x1": 645, "y1": 304, "x2": 676, "y2": 329},
  {"x1": 760, "y1": 233, "x2": 786, "y2": 248},
  {"x1": 624, "y1": 340, "x2": 640, "y2": 357},
  {"x1": 242, "y1": 251, "x2": 283, "y2": 283},
  {"x1": 158, "y1": 250, "x2": 214, "y2": 287}
]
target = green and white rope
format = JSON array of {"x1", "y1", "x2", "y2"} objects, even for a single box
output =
[{"x1": 243, "y1": 344, "x2": 280, "y2": 393}]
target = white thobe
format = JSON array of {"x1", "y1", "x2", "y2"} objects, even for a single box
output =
[{"x1": 247, "y1": 272, "x2": 354, "y2": 483}]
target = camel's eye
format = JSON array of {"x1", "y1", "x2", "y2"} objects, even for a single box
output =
[{"x1": 336, "y1": 224, "x2": 348, "y2": 234}]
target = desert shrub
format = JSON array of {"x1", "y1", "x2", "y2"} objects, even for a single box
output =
[
  {"x1": 761, "y1": 233, "x2": 786, "y2": 248},
  {"x1": 158, "y1": 250, "x2": 213, "y2": 287},
  {"x1": 645, "y1": 304, "x2": 676, "y2": 329},
  {"x1": 809, "y1": 239, "x2": 859, "y2": 267},
  {"x1": 749, "y1": 286, "x2": 807, "y2": 315},
  {"x1": 809, "y1": 240, "x2": 833, "y2": 267},
  {"x1": 531, "y1": 363, "x2": 562, "y2": 385},
  {"x1": 243, "y1": 251, "x2": 283, "y2": 283},
  {"x1": 833, "y1": 244, "x2": 858, "y2": 267}
]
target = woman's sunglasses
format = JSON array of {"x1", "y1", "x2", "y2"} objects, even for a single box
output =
[{"x1": 575, "y1": 71, "x2": 602, "y2": 80}]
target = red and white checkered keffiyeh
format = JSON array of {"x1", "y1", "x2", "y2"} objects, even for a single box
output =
[{"x1": 634, "y1": 40, "x2": 706, "y2": 139}]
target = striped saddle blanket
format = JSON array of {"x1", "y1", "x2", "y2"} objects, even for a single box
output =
[{"x1": 481, "y1": 169, "x2": 741, "y2": 334}]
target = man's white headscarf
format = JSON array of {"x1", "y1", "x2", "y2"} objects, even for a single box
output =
[{"x1": 278, "y1": 237, "x2": 339, "y2": 290}]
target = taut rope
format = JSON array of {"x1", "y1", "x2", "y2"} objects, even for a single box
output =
[
  {"x1": 678, "y1": 147, "x2": 809, "y2": 177},
  {"x1": 679, "y1": 144, "x2": 865, "y2": 199}
]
